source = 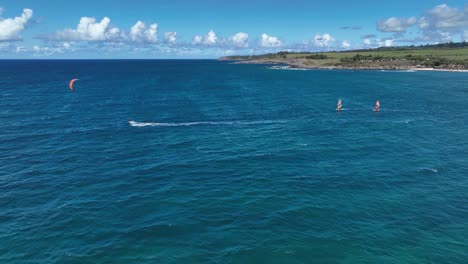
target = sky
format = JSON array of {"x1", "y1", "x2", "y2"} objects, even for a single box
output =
[{"x1": 0, "y1": 0, "x2": 467, "y2": 58}]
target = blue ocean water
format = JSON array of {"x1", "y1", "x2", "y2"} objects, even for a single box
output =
[{"x1": 1, "y1": 60, "x2": 467, "y2": 263}]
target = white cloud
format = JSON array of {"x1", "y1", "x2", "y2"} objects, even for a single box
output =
[
  {"x1": 32, "y1": 45, "x2": 62, "y2": 56},
  {"x1": 129, "y1": 21, "x2": 144, "y2": 41},
  {"x1": 419, "y1": 17, "x2": 430, "y2": 30},
  {"x1": 377, "y1": 4, "x2": 468, "y2": 43},
  {"x1": 313, "y1": 33, "x2": 335, "y2": 48},
  {"x1": 54, "y1": 16, "x2": 120, "y2": 41},
  {"x1": 383, "y1": 39, "x2": 394, "y2": 47},
  {"x1": 50, "y1": 17, "x2": 158, "y2": 43},
  {"x1": 342, "y1": 40, "x2": 351, "y2": 49},
  {"x1": 377, "y1": 17, "x2": 417, "y2": 32},
  {"x1": 375, "y1": 38, "x2": 394, "y2": 47},
  {"x1": 424, "y1": 4, "x2": 468, "y2": 29},
  {"x1": 362, "y1": 38, "x2": 393, "y2": 48},
  {"x1": 192, "y1": 30, "x2": 218, "y2": 46},
  {"x1": 363, "y1": 38, "x2": 372, "y2": 46},
  {"x1": 16, "y1": 46, "x2": 26, "y2": 53},
  {"x1": 192, "y1": 35, "x2": 203, "y2": 45},
  {"x1": 164, "y1": 32, "x2": 177, "y2": 45},
  {"x1": 205, "y1": 30, "x2": 217, "y2": 45},
  {"x1": 0, "y1": 8, "x2": 33, "y2": 41},
  {"x1": 421, "y1": 4, "x2": 468, "y2": 29},
  {"x1": 230, "y1": 32, "x2": 248, "y2": 47},
  {"x1": 260, "y1": 33, "x2": 282, "y2": 47},
  {"x1": 130, "y1": 21, "x2": 158, "y2": 43},
  {"x1": 413, "y1": 4, "x2": 468, "y2": 43},
  {"x1": 418, "y1": 31, "x2": 452, "y2": 43}
]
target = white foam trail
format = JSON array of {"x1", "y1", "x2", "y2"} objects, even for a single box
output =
[
  {"x1": 392, "y1": 119, "x2": 415, "y2": 124},
  {"x1": 419, "y1": 167, "x2": 439, "y2": 173},
  {"x1": 129, "y1": 120, "x2": 285, "y2": 127}
]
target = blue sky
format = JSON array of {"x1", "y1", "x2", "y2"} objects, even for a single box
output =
[{"x1": 0, "y1": 0, "x2": 467, "y2": 58}]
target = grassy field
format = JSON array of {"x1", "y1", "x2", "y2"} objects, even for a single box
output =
[{"x1": 221, "y1": 43, "x2": 468, "y2": 69}]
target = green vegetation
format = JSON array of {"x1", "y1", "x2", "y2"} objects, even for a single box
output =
[
  {"x1": 220, "y1": 42, "x2": 468, "y2": 69},
  {"x1": 305, "y1": 54, "x2": 328, "y2": 59}
]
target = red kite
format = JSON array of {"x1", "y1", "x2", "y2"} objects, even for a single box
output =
[{"x1": 69, "y1": 79, "x2": 79, "y2": 92}]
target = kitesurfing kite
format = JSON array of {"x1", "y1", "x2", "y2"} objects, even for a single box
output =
[{"x1": 69, "y1": 79, "x2": 79, "y2": 92}]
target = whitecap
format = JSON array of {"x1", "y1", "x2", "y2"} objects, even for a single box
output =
[
  {"x1": 418, "y1": 167, "x2": 439, "y2": 173},
  {"x1": 392, "y1": 119, "x2": 415, "y2": 124}
]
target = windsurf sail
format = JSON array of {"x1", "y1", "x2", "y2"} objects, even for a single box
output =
[
  {"x1": 336, "y1": 99, "x2": 343, "y2": 111},
  {"x1": 373, "y1": 100, "x2": 380, "y2": 112}
]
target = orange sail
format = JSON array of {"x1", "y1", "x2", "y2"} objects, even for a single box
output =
[
  {"x1": 373, "y1": 100, "x2": 380, "y2": 112},
  {"x1": 69, "y1": 79, "x2": 79, "y2": 92}
]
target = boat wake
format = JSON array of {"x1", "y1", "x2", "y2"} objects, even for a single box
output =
[{"x1": 129, "y1": 120, "x2": 286, "y2": 127}]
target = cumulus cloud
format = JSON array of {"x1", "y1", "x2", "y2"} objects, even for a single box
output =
[
  {"x1": 363, "y1": 38, "x2": 372, "y2": 46},
  {"x1": 230, "y1": 32, "x2": 249, "y2": 48},
  {"x1": 192, "y1": 30, "x2": 218, "y2": 45},
  {"x1": 0, "y1": 8, "x2": 33, "y2": 41},
  {"x1": 63, "y1": 42, "x2": 71, "y2": 49},
  {"x1": 130, "y1": 21, "x2": 158, "y2": 43},
  {"x1": 420, "y1": 4, "x2": 468, "y2": 30},
  {"x1": 53, "y1": 16, "x2": 120, "y2": 41},
  {"x1": 342, "y1": 40, "x2": 351, "y2": 49},
  {"x1": 381, "y1": 39, "x2": 394, "y2": 47},
  {"x1": 164, "y1": 32, "x2": 177, "y2": 45},
  {"x1": 362, "y1": 38, "x2": 393, "y2": 48},
  {"x1": 376, "y1": 4, "x2": 468, "y2": 43},
  {"x1": 192, "y1": 35, "x2": 203, "y2": 45},
  {"x1": 205, "y1": 30, "x2": 217, "y2": 45},
  {"x1": 412, "y1": 4, "x2": 468, "y2": 43},
  {"x1": 313, "y1": 33, "x2": 335, "y2": 48},
  {"x1": 49, "y1": 17, "x2": 158, "y2": 43},
  {"x1": 260, "y1": 33, "x2": 282, "y2": 47},
  {"x1": 417, "y1": 31, "x2": 452, "y2": 43},
  {"x1": 377, "y1": 17, "x2": 417, "y2": 32}
]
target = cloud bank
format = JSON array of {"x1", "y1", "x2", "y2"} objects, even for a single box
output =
[{"x1": 49, "y1": 16, "x2": 158, "y2": 43}]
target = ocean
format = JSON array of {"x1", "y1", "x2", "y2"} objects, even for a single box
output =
[{"x1": 1, "y1": 60, "x2": 467, "y2": 263}]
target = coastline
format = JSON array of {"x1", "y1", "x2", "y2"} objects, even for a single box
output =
[{"x1": 224, "y1": 58, "x2": 468, "y2": 73}]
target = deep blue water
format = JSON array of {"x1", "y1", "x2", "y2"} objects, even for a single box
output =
[{"x1": 1, "y1": 60, "x2": 467, "y2": 263}]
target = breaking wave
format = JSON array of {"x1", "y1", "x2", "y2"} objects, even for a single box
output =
[{"x1": 268, "y1": 65, "x2": 308, "y2": 71}]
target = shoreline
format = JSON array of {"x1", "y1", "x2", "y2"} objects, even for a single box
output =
[{"x1": 224, "y1": 59, "x2": 468, "y2": 73}]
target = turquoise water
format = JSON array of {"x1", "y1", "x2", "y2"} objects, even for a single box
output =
[{"x1": 1, "y1": 60, "x2": 467, "y2": 263}]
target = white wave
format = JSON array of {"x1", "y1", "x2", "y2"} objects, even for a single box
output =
[
  {"x1": 268, "y1": 65, "x2": 308, "y2": 71},
  {"x1": 419, "y1": 167, "x2": 439, "y2": 173},
  {"x1": 129, "y1": 120, "x2": 285, "y2": 127},
  {"x1": 392, "y1": 119, "x2": 415, "y2": 124}
]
